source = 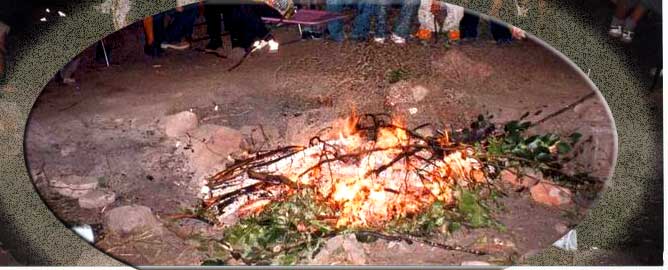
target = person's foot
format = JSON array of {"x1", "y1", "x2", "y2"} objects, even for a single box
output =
[
  {"x1": 608, "y1": 24, "x2": 623, "y2": 38},
  {"x1": 301, "y1": 31, "x2": 323, "y2": 40},
  {"x1": 144, "y1": 44, "x2": 164, "y2": 57},
  {"x1": 620, "y1": 28, "x2": 634, "y2": 43},
  {"x1": 390, "y1": 33, "x2": 406, "y2": 44},
  {"x1": 373, "y1": 37, "x2": 386, "y2": 44},
  {"x1": 161, "y1": 41, "x2": 190, "y2": 50}
]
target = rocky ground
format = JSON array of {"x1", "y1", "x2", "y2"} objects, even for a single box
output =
[{"x1": 23, "y1": 21, "x2": 616, "y2": 266}]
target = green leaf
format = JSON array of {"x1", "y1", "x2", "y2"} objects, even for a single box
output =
[
  {"x1": 535, "y1": 152, "x2": 553, "y2": 162},
  {"x1": 569, "y1": 132, "x2": 582, "y2": 144},
  {"x1": 457, "y1": 189, "x2": 491, "y2": 228},
  {"x1": 556, "y1": 142, "x2": 572, "y2": 154}
]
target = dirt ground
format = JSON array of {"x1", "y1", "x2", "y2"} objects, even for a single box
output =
[{"x1": 23, "y1": 21, "x2": 615, "y2": 266}]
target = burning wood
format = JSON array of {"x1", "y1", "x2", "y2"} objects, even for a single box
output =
[{"x1": 201, "y1": 112, "x2": 489, "y2": 228}]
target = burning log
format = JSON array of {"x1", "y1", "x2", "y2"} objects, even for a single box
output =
[{"x1": 201, "y1": 112, "x2": 489, "y2": 228}]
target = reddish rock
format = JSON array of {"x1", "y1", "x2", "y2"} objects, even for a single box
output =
[
  {"x1": 78, "y1": 190, "x2": 116, "y2": 209},
  {"x1": 500, "y1": 169, "x2": 540, "y2": 188},
  {"x1": 530, "y1": 182, "x2": 573, "y2": 207},
  {"x1": 163, "y1": 111, "x2": 198, "y2": 138},
  {"x1": 104, "y1": 205, "x2": 162, "y2": 235},
  {"x1": 183, "y1": 125, "x2": 243, "y2": 181},
  {"x1": 50, "y1": 175, "x2": 98, "y2": 198}
]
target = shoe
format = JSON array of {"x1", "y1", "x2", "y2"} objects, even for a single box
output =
[
  {"x1": 608, "y1": 24, "x2": 622, "y2": 38},
  {"x1": 301, "y1": 31, "x2": 323, "y2": 40},
  {"x1": 144, "y1": 44, "x2": 164, "y2": 57},
  {"x1": 161, "y1": 41, "x2": 190, "y2": 50},
  {"x1": 373, "y1": 37, "x2": 385, "y2": 44},
  {"x1": 390, "y1": 33, "x2": 406, "y2": 44},
  {"x1": 621, "y1": 29, "x2": 634, "y2": 43}
]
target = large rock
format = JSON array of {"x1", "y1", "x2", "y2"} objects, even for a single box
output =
[
  {"x1": 50, "y1": 175, "x2": 98, "y2": 198},
  {"x1": 499, "y1": 168, "x2": 540, "y2": 189},
  {"x1": 239, "y1": 125, "x2": 281, "y2": 151},
  {"x1": 310, "y1": 234, "x2": 368, "y2": 265},
  {"x1": 461, "y1": 261, "x2": 492, "y2": 266},
  {"x1": 286, "y1": 108, "x2": 338, "y2": 144},
  {"x1": 530, "y1": 182, "x2": 573, "y2": 207},
  {"x1": 184, "y1": 125, "x2": 243, "y2": 180},
  {"x1": 164, "y1": 111, "x2": 199, "y2": 138},
  {"x1": 104, "y1": 205, "x2": 162, "y2": 235},
  {"x1": 78, "y1": 190, "x2": 116, "y2": 209}
]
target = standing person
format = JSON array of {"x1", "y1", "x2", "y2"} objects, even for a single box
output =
[
  {"x1": 375, "y1": 0, "x2": 420, "y2": 44},
  {"x1": 458, "y1": 11, "x2": 518, "y2": 44},
  {"x1": 0, "y1": 0, "x2": 26, "y2": 81},
  {"x1": 346, "y1": 0, "x2": 419, "y2": 44},
  {"x1": 161, "y1": 0, "x2": 200, "y2": 50},
  {"x1": 608, "y1": 0, "x2": 661, "y2": 43},
  {"x1": 204, "y1": 0, "x2": 293, "y2": 54},
  {"x1": 415, "y1": 0, "x2": 464, "y2": 42},
  {"x1": 143, "y1": 1, "x2": 200, "y2": 57},
  {"x1": 325, "y1": 0, "x2": 352, "y2": 42},
  {"x1": 349, "y1": 0, "x2": 379, "y2": 42}
]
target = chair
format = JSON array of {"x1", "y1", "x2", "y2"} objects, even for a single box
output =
[{"x1": 261, "y1": 9, "x2": 348, "y2": 37}]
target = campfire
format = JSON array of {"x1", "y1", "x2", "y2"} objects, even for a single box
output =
[
  {"x1": 190, "y1": 106, "x2": 599, "y2": 265},
  {"x1": 201, "y1": 111, "x2": 490, "y2": 228}
]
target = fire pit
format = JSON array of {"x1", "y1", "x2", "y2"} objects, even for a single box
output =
[{"x1": 192, "y1": 109, "x2": 601, "y2": 265}]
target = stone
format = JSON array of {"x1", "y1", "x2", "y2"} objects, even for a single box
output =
[
  {"x1": 341, "y1": 234, "x2": 368, "y2": 264},
  {"x1": 554, "y1": 222, "x2": 569, "y2": 234},
  {"x1": 185, "y1": 124, "x2": 242, "y2": 175},
  {"x1": 500, "y1": 168, "x2": 540, "y2": 188},
  {"x1": 411, "y1": 85, "x2": 429, "y2": 102},
  {"x1": 163, "y1": 111, "x2": 199, "y2": 138},
  {"x1": 78, "y1": 190, "x2": 116, "y2": 209},
  {"x1": 310, "y1": 234, "x2": 368, "y2": 265},
  {"x1": 461, "y1": 261, "x2": 492, "y2": 266},
  {"x1": 530, "y1": 182, "x2": 573, "y2": 207},
  {"x1": 103, "y1": 205, "x2": 162, "y2": 235},
  {"x1": 59, "y1": 144, "x2": 77, "y2": 157},
  {"x1": 205, "y1": 126, "x2": 243, "y2": 155},
  {"x1": 50, "y1": 175, "x2": 98, "y2": 198}
]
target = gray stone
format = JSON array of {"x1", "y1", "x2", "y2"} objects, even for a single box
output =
[
  {"x1": 164, "y1": 111, "x2": 199, "y2": 138},
  {"x1": 461, "y1": 261, "x2": 492, "y2": 266},
  {"x1": 78, "y1": 190, "x2": 116, "y2": 209},
  {"x1": 103, "y1": 205, "x2": 162, "y2": 235},
  {"x1": 50, "y1": 175, "x2": 98, "y2": 198},
  {"x1": 311, "y1": 234, "x2": 368, "y2": 265},
  {"x1": 184, "y1": 124, "x2": 243, "y2": 180},
  {"x1": 411, "y1": 85, "x2": 430, "y2": 102}
]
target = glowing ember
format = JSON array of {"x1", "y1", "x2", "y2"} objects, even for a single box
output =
[{"x1": 203, "y1": 112, "x2": 488, "y2": 228}]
